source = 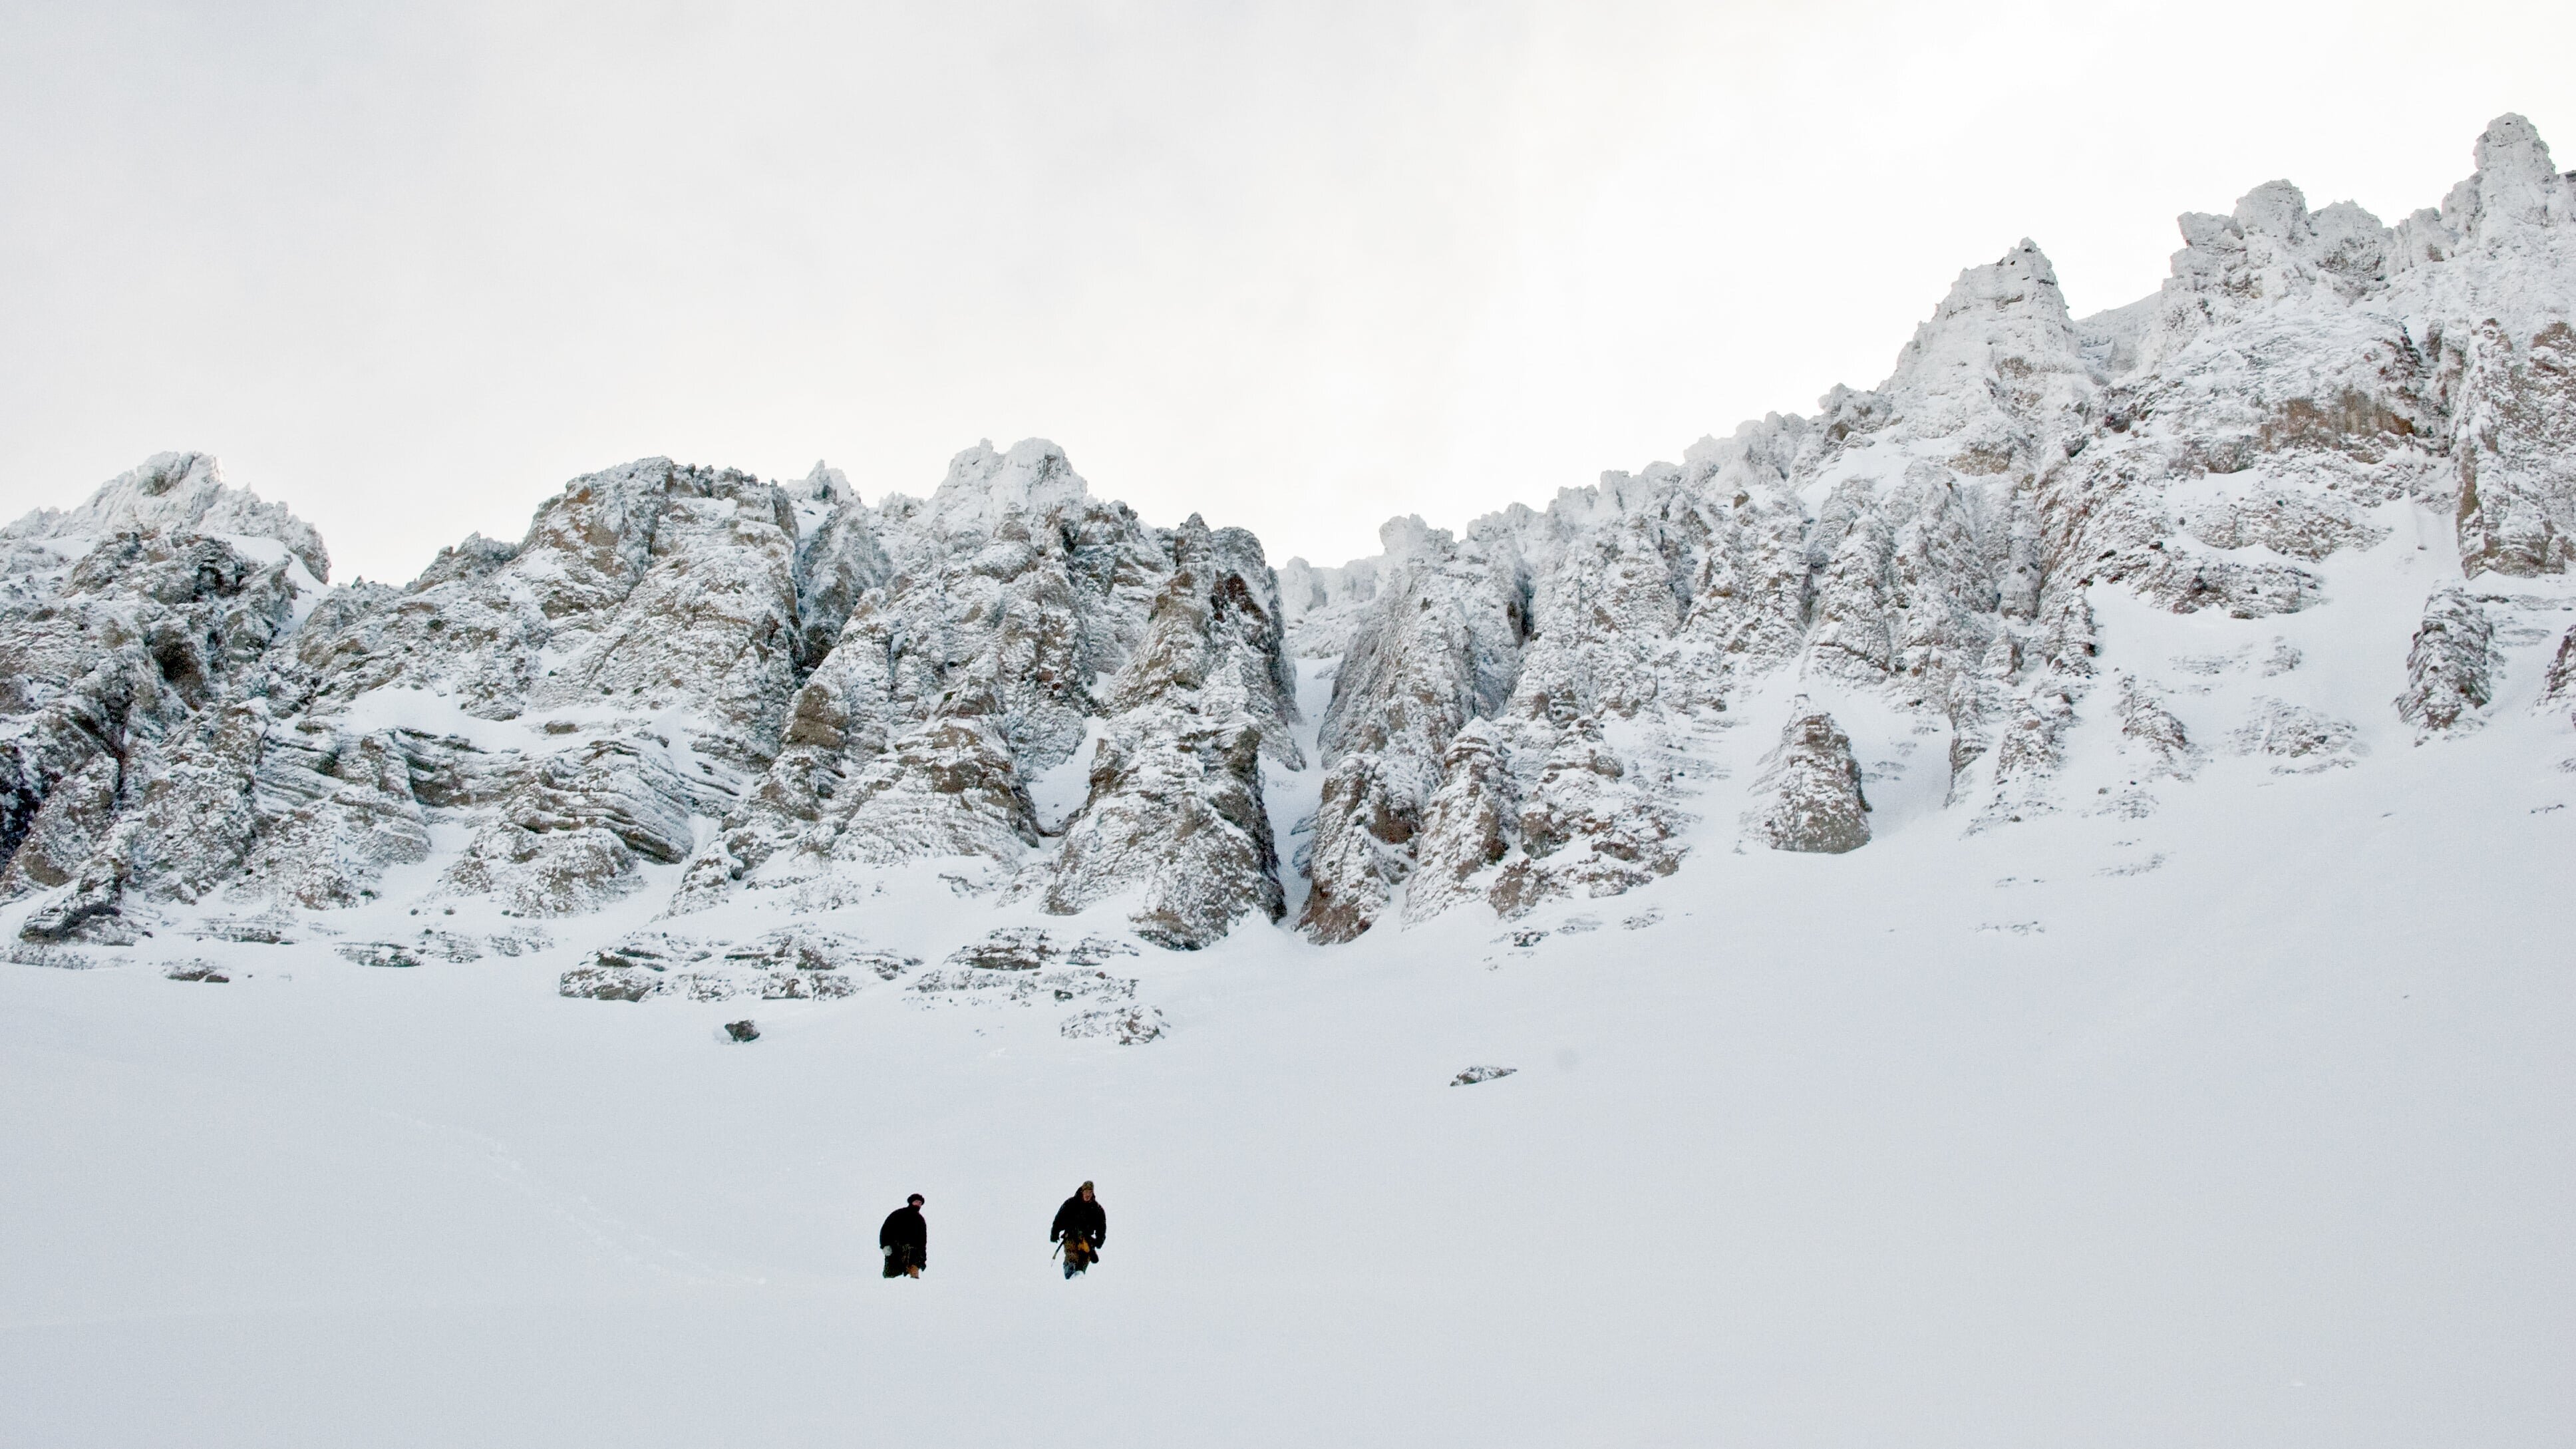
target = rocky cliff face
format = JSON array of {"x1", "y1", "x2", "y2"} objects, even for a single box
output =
[
  {"x1": 6, "y1": 116, "x2": 2573, "y2": 969},
  {"x1": 1294, "y1": 113, "x2": 2576, "y2": 935},
  {"x1": 658, "y1": 440, "x2": 1298, "y2": 949}
]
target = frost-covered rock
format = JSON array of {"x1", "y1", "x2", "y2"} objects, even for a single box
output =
[
  {"x1": 2115, "y1": 677, "x2": 2201, "y2": 780},
  {"x1": 558, "y1": 926, "x2": 913, "y2": 1002},
  {"x1": 3, "y1": 513, "x2": 313, "y2": 923},
  {"x1": 440, "y1": 736, "x2": 705, "y2": 915},
  {"x1": 284, "y1": 457, "x2": 804, "y2": 754},
  {"x1": 234, "y1": 723, "x2": 431, "y2": 909},
  {"x1": 1277, "y1": 552, "x2": 1388, "y2": 658},
  {"x1": 1289, "y1": 120, "x2": 2573, "y2": 930},
  {"x1": 2, "y1": 452, "x2": 329, "y2": 581},
  {"x1": 784, "y1": 462, "x2": 891, "y2": 668},
  {"x1": 1032, "y1": 518, "x2": 1296, "y2": 947},
  {"x1": 2401, "y1": 116, "x2": 2576, "y2": 577},
  {"x1": 2454, "y1": 319, "x2": 2576, "y2": 576},
  {"x1": 1879, "y1": 240, "x2": 2096, "y2": 472},
  {"x1": 2230, "y1": 699, "x2": 2363, "y2": 772},
  {"x1": 1298, "y1": 517, "x2": 1527, "y2": 941},
  {"x1": 18, "y1": 700, "x2": 273, "y2": 941},
  {"x1": 1405, "y1": 715, "x2": 1687, "y2": 921},
  {"x1": 2542, "y1": 626, "x2": 2576, "y2": 718},
  {"x1": 911, "y1": 929, "x2": 1143, "y2": 1016},
  {"x1": 338, "y1": 935, "x2": 480, "y2": 969},
  {"x1": 1060, "y1": 1005, "x2": 1168, "y2": 1045},
  {"x1": 667, "y1": 441, "x2": 1298, "y2": 947},
  {"x1": 2395, "y1": 587, "x2": 2497, "y2": 735},
  {"x1": 1743, "y1": 709, "x2": 1871, "y2": 854},
  {"x1": 938, "y1": 928, "x2": 1138, "y2": 973}
]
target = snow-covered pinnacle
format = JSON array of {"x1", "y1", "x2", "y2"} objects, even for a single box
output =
[
  {"x1": 2185, "y1": 182, "x2": 2388, "y2": 304},
  {"x1": 1888, "y1": 241, "x2": 2084, "y2": 399},
  {"x1": 2446, "y1": 113, "x2": 2571, "y2": 241},
  {"x1": 923, "y1": 438, "x2": 1089, "y2": 538},
  {"x1": 1377, "y1": 514, "x2": 1438, "y2": 562},
  {"x1": 1880, "y1": 240, "x2": 2092, "y2": 466},
  {"x1": 3, "y1": 451, "x2": 330, "y2": 581}
]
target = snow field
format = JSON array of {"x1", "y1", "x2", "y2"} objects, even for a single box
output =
[{"x1": 4, "y1": 709, "x2": 2569, "y2": 1446}]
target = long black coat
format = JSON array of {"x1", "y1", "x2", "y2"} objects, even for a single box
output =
[
  {"x1": 880, "y1": 1206, "x2": 927, "y2": 1267},
  {"x1": 1050, "y1": 1194, "x2": 1106, "y2": 1247}
]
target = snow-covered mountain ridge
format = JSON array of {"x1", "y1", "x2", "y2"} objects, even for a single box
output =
[{"x1": 5, "y1": 116, "x2": 2572, "y2": 992}]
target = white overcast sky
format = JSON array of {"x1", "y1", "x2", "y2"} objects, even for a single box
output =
[{"x1": 3, "y1": 1, "x2": 2569, "y2": 583}]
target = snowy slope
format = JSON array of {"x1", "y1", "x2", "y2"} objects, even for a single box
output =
[
  {"x1": 1, "y1": 115, "x2": 2572, "y2": 1448},
  {"x1": 3, "y1": 713, "x2": 2567, "y2": 1446}
]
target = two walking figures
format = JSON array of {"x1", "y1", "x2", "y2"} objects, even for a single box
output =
[{"x1": 876, "y1": 1183, "x2": 1108, "y2": 1281}]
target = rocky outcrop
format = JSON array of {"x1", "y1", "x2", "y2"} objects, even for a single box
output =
[
  {"x1": 558, "y1": 925, "x2": 911, "y2": 1002},
  {"x1": 2114, "y1": 677, "x2": 2201, "y2": 780},
  {"x1": 1297, "y1": 518, "x2": 1526, "y2": 941},
  {"x1": 1742, "y1": 709, "x2": 1871, "y2": 854},
  {"x1": 283, "y1": 457, "x2": 805, "y2": 752},
  {"x1": 1277, "y1": 552, "x2": 1388, "y2": 658},
  {"x1": 664, "y1": 442, "x2": 1299, "y2": 946},
  {"x1": 1301, "y1": 242, "x2": 2087, "y2": 930},
  {"x1": 2230, "y1": 699, "x2": 2363, "y2": 772},
  {"x1": 2454, "y1": 319, "x2": 2576, "y2": 576},
  {"x1": 3, "y1": 452, "x2": 329, "y2": 581},
  {"x1": 234, "y1": 723, "x2": 432, "y2": 909},
  {"x1": 1032, "y1": 518, "x2": 1297, "y2": 948},
  {"x1": 2543, "y1": 627, "x2": 2576, "y2": 719},
  {"x1": 1, "y1": 478, "x2": 319, "y2": 936},
  {"x1": 2415, "y1": 117, "x2": 2576, "y2": 578},
  {"x1": 242, "y1": 458, "x2": 814, "y2": 917},
  {"x1": 1, "y1": 437, "x2": 1310, "y2": 947},
  {"x1": 2396, "y1": 588, "x2": 2497, "y2": 735}
]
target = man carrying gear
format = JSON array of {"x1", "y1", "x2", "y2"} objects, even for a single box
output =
[
  {"x1": 880, "y1": 1193, "x2": 928, "y2": 1279},
  {"x1": 1050, "y1": 1181, "x2": 1106, "y2": 1279}
]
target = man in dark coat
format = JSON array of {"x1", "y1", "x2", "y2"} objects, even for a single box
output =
[
  {"x1": 880, "y1": 1194, "x2": 927, "y2": 1278},
  {"x1": 1050, "y1": 1182, "x2": 1106, "y2": 1279}
]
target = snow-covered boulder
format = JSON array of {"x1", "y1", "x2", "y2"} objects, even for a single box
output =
[
  {"x1": 1742, "y1": 709, "x2": 1871, "y2": 854},
  {"x1": 2396, "y1": 587, "x2": 2498, "y2": 735}
]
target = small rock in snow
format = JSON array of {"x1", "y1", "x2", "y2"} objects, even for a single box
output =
[
  {"x1": 558, "y1": 965, "x2": 660, "y2": 1001},
  {"x1": 1059, "y1": 1005, "x2": 1166, "y2": 1045}
]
